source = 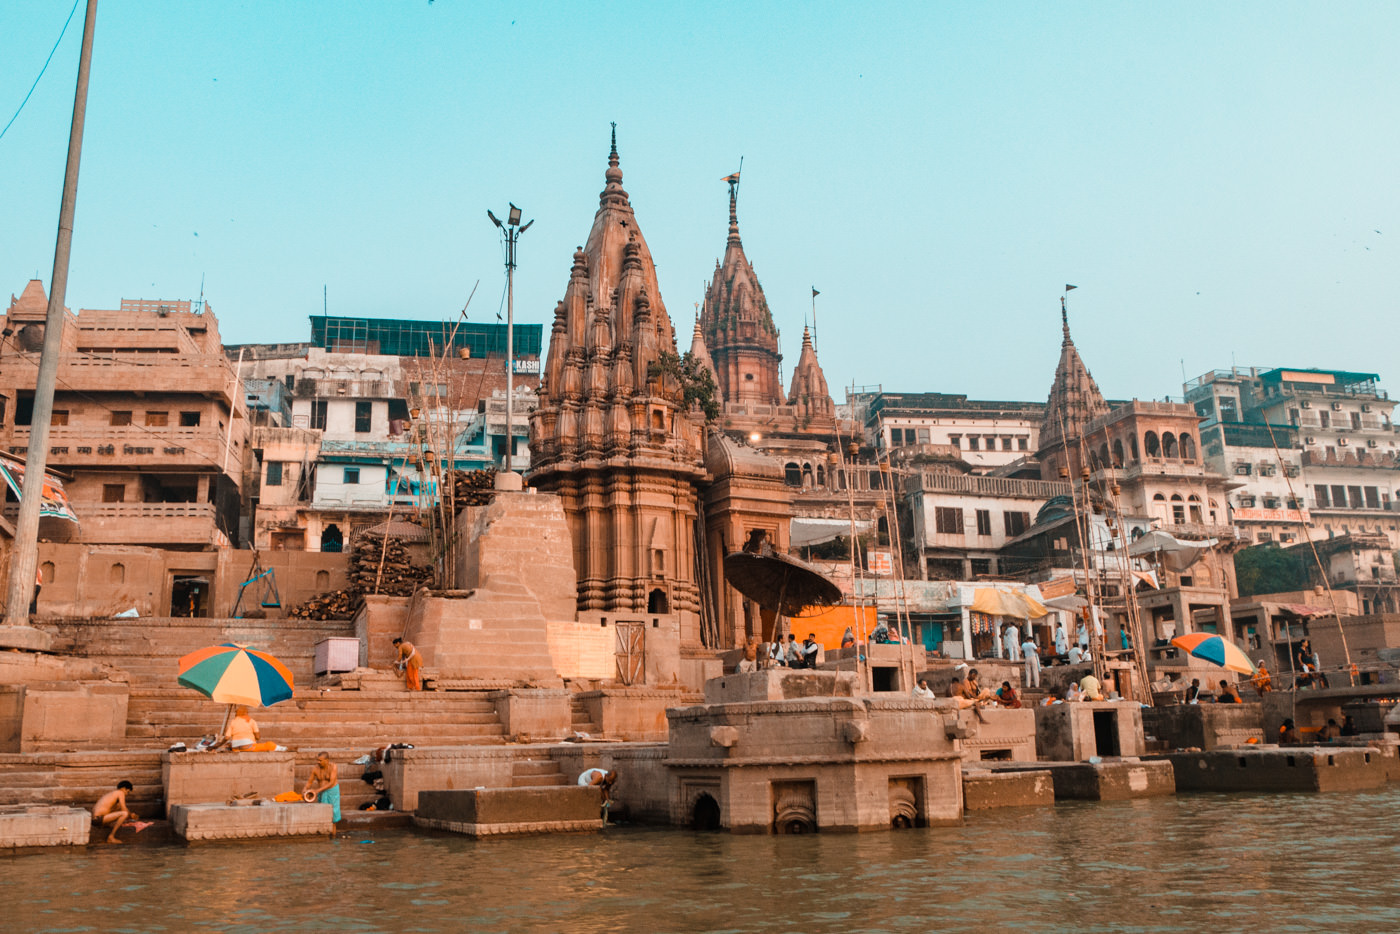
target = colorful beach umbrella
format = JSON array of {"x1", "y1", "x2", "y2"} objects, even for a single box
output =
[
  {"x1": 1170, "y1": 633, "x2": 1256, "y2": 675},
  {"x1": 177, "y1": 643, "x2": 295, "y2": 707}
]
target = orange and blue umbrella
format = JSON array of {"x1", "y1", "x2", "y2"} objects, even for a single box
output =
[
  {"x1": 1170, "y1": 633, "x2": 1255, "y2": 675},
  {"x1": 177, "y1": 643, "x2": 295, "y2": 707}
]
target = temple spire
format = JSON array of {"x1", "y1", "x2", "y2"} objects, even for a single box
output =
[{"x1": 727, "y1": 176, "x2": 740, "y2": 246}]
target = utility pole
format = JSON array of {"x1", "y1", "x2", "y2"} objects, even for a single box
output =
[
  {"x1": 487, "y1": 204, "x2": 532, "y2": 484},
  {"x1": 2, "y1": 0, "x2": 99, "y2": 644}
]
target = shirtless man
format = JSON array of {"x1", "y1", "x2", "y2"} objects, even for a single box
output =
[
  {"x1": 302, "y1": 751, "x2": 341, "y2": 828},
  {"x1": 92, "y1": 780, "x2": 151, "y2": 844}
]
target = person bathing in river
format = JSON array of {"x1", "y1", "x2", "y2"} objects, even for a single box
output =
[
  {"x1": 91, "y1": 781, "x2": 151, "y2": 844},
  {"x1": 303, "y1": 752, "x2": 341, "y2": 828}
]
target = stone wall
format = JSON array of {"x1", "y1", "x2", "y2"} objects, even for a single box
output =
[
  {"x1": 1034, "y1": 702, "x2": 1146, "y2": 761},
  {"x1": 1142, "y1": 703, "x2": 1264, "y2": 751}
]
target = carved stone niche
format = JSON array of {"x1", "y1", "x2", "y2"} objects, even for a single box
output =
[
  {"x1": 771, "y1": 780, "x2": 817, "y2": 834},
  {"x1": 889, "y1": 776, "x2": 924, "y2": 829}
]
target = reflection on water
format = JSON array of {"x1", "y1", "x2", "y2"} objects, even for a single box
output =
[{"x1": 9, "y1": 788, "x2": 1400, "y2": 933}]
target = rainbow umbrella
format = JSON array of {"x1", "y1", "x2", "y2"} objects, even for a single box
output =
[
  {"x1": 1170, "y1": 633, "x2": 1255, "y2": 675},
  {"x1": 177, "y1": 643, "x2": 295, "y2": 707}
]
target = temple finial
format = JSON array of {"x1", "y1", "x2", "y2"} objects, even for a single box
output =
[
  {"x1": 1060, "y1": 295, "x2": 1070, "y2": 340},
  {"x1": 610, "y1": 122, "x2": 618, "y2": 163}
]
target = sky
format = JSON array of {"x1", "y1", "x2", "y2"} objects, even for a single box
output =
[{"x1": 2, "y1": 2, "x2": 1398, "y2": 405}]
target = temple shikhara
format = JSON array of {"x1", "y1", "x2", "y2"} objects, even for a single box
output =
[{"x1": 2, "y1": 127, "x2": 1399, "y2": 848}]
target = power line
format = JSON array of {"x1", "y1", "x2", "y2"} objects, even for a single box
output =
[{"x1": 0, "y1": 0, "x2": 82, "y2": 144}]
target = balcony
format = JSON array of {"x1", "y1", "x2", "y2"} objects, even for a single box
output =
[
  {"x1": 909, "y1": 471, "x2": 1071, "y2": 500},
  {"x1": 72, "y1": 501, "x2": 227, "y2": 547}
]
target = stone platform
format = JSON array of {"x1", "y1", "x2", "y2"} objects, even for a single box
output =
[
  {"x1": 962, "y1": 768, "x2": 1054, "y2": 810},
  {"x1": 1156, "y1": 746, "x2": 1390, "y2": 793},
  {"x1": 0, "y1": 805, "x2": 91, "y2": 848},
  {"x1": 162, "y1": 751, "x2": 296, "y2": 816},
  {"x1": 989, "y1": 759, "x2": 1176, "y2": 801},
  {"x1": 170, "y1": 802, "x2": 334, "y2": 842},
  {"x1": 413, "y1": 786, "x2": 604, "y2": 836}
]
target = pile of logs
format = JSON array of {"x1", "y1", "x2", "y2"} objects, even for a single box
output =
[
  {"x1": 351, "y1": 531, "x2": 433, "y2": 597},
  {"x1": 449, "y1": 468, "x2": 497, "y2": 510},
  {"x1": 284, "y1": 531, "x2": 434, "y2": 620}
]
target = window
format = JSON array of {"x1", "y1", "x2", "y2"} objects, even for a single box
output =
[
  {"x1": 1002, "y1": 437, "x2": 1014, "y2": 451},
  {"x1": 1315, "y1": 485, "x2": 1330, "y2": 508},
  {"x1": 266, "y1": 462, "x2": 283, "y2": 486},
  {"x1": 1348, "y1": 486, "x2": 1364, "y2": 509},
  {"x1": 311, "y1": 400, "x2": 328, "y2": 430},
  {"x1": 1019, "y1": 437, "x2": 1029, "y2": 451},
  {"x1": 967, "y1": 437, "x2": 979, "y2": 451},
  {"x1": 50, "y1": 410, "x2": 68, "y2": 426},
  {"x1": 1352, "y1": 412, "x2": 1362, "y2": 430},
  {"x1": 285, "y1": 374, "x2": 296, "y2": 391},
  {"x1": 102, "y1": 484, "x2": 124, "y2": 503},
  {"x1": 145, "y1": 411, "x2": 168, "y2": 427},
  {"x1": 355, "y1": 401, "x2": 373, "y2": 434},
  {"x1": 1319, "y1": 410, "x2": 1331, "y2": 428},
  {"x1": 935, "y1": 507, "x2": 963, "y2": 535},
  {"x1": 179, "y1": 411, "x2": 201, "y2": 427},
  {"x1": 1365, "y1": 487, "x2": 1380, "y2": 509},
  {"x1": 15, "y1": 392, "x2": 33, "y2": 426},
  {"x1": 343, "y1": 467, "x2": 360, "y2": 484},
  {"x1": 917, "y1": 428, "x2": 930, "y2": 444},
  {"x1": 949, "y1": 436, "x2": 961, "y2": 449},
  {"x1": 975, "y1": 509, "x2": 992, "y2": 536},
  {"x1": 1003, "y1": 511, "x2": 1029, "y2": 536},
  {"x1": 784, "y1": 463, "x2": 802, "y2": 487},
  {"x1": 111, "y1": 410, "x2": 132, "y2": 426},
  {"x1": 1331, "y1": 485, "x2": 1347, "y2": 508}
]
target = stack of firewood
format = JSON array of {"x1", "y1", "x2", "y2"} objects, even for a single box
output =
[
  {"x1": 448, "y1": 468, "x2": 498, "y2": 510},
  {"x1": 284, "y1": 532, "x2": 434, "y2": 619},
  {"x1": 351, "y1": 532, "x2": 433, "y2": 597},
  {"x1": 284, "y1": 587, "x2": 360, "y2": 621}
]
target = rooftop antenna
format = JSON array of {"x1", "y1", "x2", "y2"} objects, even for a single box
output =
[
  {"x1": 811, "y1": 286, "x2": 820, "y2": 353},
  {"x1": 197, "y1": 273, "x2": 205, "y2": 314}
]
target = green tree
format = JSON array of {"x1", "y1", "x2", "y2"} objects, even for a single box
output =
[
  {"x1": 648, "y1": 351, "x2": 721, "y2": 422},
  {"x1": 1233, "y1": 544, "x2": 1309, "y2": 597}
]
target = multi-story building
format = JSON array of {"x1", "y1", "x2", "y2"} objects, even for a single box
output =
[
  {"x1": 0, "y1": 281, "x2": 245, "y2": 551},
  {"x1": 1186, "y1": 366, "x2": 1400, "y2": 549},
  {"x1": 858, "y1": 391, "x2": 1043, "y2": 473},
  {"x1": 230, "y1": 317, "x2": 540, "y2": 551}
]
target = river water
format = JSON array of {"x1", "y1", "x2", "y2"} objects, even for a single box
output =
[{"x1": 9, "y1": 788, "x2": 1400, "y2": 933}]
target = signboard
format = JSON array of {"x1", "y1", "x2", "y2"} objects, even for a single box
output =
[
  {"x1": 867, "y1": 549, "x2": 893, "y2": 577},
  {"x1": 1233, "y1": 508, "x2": 1310, "y2": 523},
  {"x1": 0, "y1": 459, "x2": 80, "y2": 524},
  {"x1": 513, "y1": 359, "x2": 540, "y2": 374},
  {"x1": 1037, "y1": 576, "x2": 1078, "y2": 600},
  {"x1": 1279, "y1": 371, "x2": 1335, "y2": 385}
]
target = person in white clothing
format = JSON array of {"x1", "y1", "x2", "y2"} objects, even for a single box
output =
[
  {"x1": 1022, "y1": 636, "x2": 1041, "y2": 688},
  {"x1": 1054, "y1": 622, "x2": 1069, "y2": 657},
  {"x1": 1004, "y1": 623, "x2": 1020, "y2": 662}
]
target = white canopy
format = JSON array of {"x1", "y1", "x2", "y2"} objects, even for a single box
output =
[{"x1": 1128, "y1": 530, "x2": 1217, "y2": 571}]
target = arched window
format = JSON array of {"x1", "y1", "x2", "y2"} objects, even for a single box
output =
[
  {"x1": 648, "y1": 588, "x2": 669, "y2": 614},
  {"x1": 1180, "y1": 433, "x2": 1196, "y2": 461},
  {"x1": 1162, "y1": 432, "x2": 1178, "y2": 458},
  {"x1": 1130, "y1": 436, "x2": 1140, "y2": 461},
  {"x1": 1098, "y1": 444, "x2": 1110, "y2": 469},
  {"x1": 321, "y1": 523, "x2": 344, "y2": 553},
  {"x1": 1112, "y1": 439, "x2": 1125, "y2": 467},
  {"x1": 315, "y1": 570, "x2": 330, "y2": 589},
  {"x1": 1170, "y1": 494, "x2": 1185, "y2": 524},
  {"x1": 802, "y1": 464, "x2": 814, "y2": 488},
  {"x1": 1144, "y1": 432, "x2": 1160, "y2": 457},
  {"x1": 1188, "y1": 494, "x2": 1203, "y2": 523},
  {"x1": 816, "y1": 464, "x2": 826, "y2": 486},
  {"x1": 784, "y1": 463, "x2": 802, "y2": 487},
  {"x1": 108, "y1": 562, "x2": 125, "y2": 585}
]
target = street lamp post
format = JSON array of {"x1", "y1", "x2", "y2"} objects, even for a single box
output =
[{"x1": 487, "y1": 204, "x2": 533, "y2": 480}]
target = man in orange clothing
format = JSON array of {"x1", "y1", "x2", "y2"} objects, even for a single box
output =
[
  {"x1": 393, "y1": 637, "x2": 422, "y2": 691},
  {"x1": 213, "y1": 705, "x2": 280, "y2": 751}
]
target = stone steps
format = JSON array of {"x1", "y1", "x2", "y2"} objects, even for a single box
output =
[
  {"x1": 570, "y1": 694, "x2": 600, "y2": 735},
  {"x1": 510, "y1": 755, "x2": 567, "y2": 788}
]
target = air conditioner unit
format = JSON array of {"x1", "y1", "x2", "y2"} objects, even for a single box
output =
[
  {"x1": 1301, "y1": 400, "x2": 1312, "y2": 408},
  {"x1": 1332, "y1": 401, "x2": 1343, "y2": 410},
  {"x1": 1305, "y1": 436, "x2": 1316, "y2": 444},
  {"x1": 1339, "y1": 437, "x2": 1349, "y2": 446},
  {"x1": 1368, "y1": 439, "x2": 1379, "y2": 448},
  {"x1": 1363, "y1": 404, "x2": 1372, "y2": 413}
]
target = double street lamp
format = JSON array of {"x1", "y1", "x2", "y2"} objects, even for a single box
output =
[{"x1": 487, "y1": 204, "x2": 533, "y2": 476}]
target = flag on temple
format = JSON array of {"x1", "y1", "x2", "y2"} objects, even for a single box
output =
[
  {"x1": 1065, "y1": 284, "x2": 1078, "y2": 291},
  {"x1": 721, "y1": 172, "x2": 740, "y2": 182},
  {"x1": 812, "y1": 287, "x2": 820, "y2": 297}
]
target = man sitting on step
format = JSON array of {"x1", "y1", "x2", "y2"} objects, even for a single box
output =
[{"x1": 213, "y1": 705, "x2": 282, "y2": 752}]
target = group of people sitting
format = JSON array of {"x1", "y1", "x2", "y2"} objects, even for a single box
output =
[
  {"x1": 913, "y1": 667, "x2": 1024, "y2": 710},
  {"x1": 735, "y1": 633, "x2": 824, "y2": 672}
]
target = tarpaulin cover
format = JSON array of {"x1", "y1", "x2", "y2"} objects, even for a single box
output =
[
  {"x1": 969, "y1": 587, "x2": 1049, "y2": 619},
  {"x1": 0, "y1": 458, "x2": 79, "y2": 525}
]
